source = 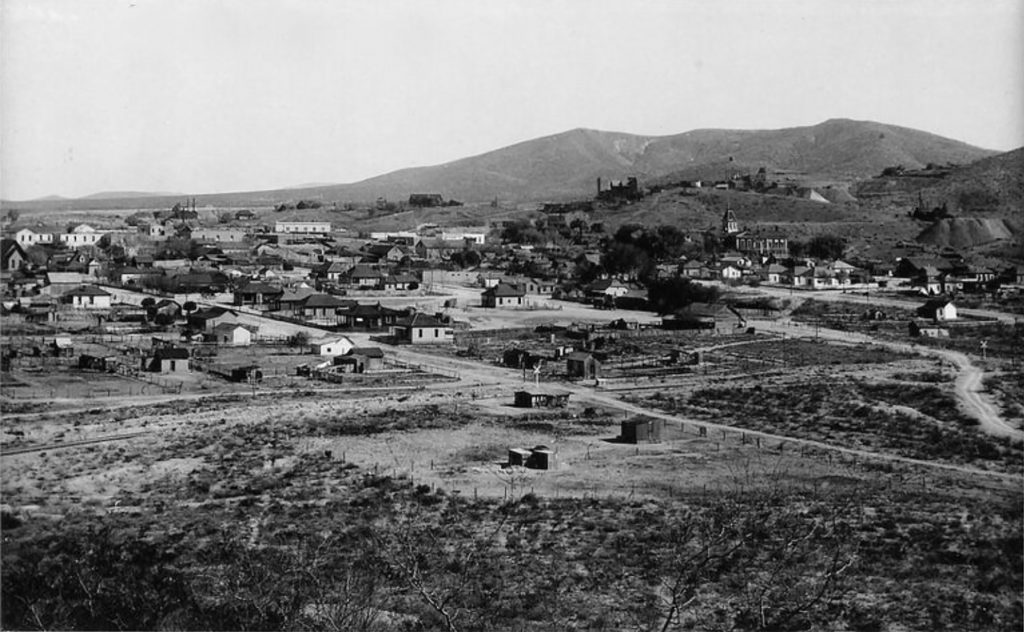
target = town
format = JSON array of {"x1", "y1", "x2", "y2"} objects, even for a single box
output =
[{"x1": 2, "y1": 1, "x2": 1022, "y2": 628}]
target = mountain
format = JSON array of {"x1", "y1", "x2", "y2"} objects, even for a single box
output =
[
  {"x1": 2, "y1": 119, "x2": 997, "y2": 209},
  {"x1": 80, "y1": 190, "x2": 184, "y2": 200},
  {"x1": 295, "y1": 118, "x2": 995, "y2": 203}
]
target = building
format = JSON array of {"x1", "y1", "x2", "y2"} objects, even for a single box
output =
[
  {"x1": 1, "y1": 239, "x2": 27, "y2": 271},
  {"x1": 346, "y1": 347, "x2": 386, "y2": 372},
  {"x1": 917, "y1": 298, "x2": 957, "y2": 322},
  {"x1": 233, "y1": 281, "x2": 283, "y2": 310},
  {"x1": 565, "y1": 351, "x2": 601, "y2": 379},
  {"x1": 393, "y1": 312, "x2": 454, "y2": 344},
  {"x1": 56, "y1": 224, "x2": 103, "y2": 248},
  {"x1": 313, "y1": 336, "x2": 355, "y2": 356},
  {"x1": 722, "y1": 209, "x2": 740, "y2": 235},
  {"x1": 188, "y1": 307, "x2": 241, "y2": 331},
  {"x1": 513, "y1": 389, "x2": 570, "y2": 409},
  {"x1": 14, "y1": 228, "x2": 54, "y2": 246},
  {"x1": 64, "y1": 285, "x2": 112, "y2": 309},
  {"x1": 274, "y1": 221, "x2": 331, "y2": 234},
  {"x1": 621, "y1": 418, "x2": 665, "y2": 443},
  {"x1": 481, "y1": 282, "x2": 526, "y2": 308},
  {"x1": 408, "y1": 193, "x2": 445, "y2": 207},
  {"x1": 735, "y1": 230, "x2": 789, "y2": 257},
  {"x1": 211, "y1": 323, "x2": 253, "y2": 346},
  {"x1": 191, "y1": 227, "x2": 248, "y2": 243},
  {"x1": 596, "y1": 176, "x2": 641, "y2": 202},
  {"x1": 145, "y1": 347, "x2": 190, "y2": 374}
]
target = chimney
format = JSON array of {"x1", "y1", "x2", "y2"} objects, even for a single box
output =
[{"x1": 596, "y1": 177, "x2": 601, "y2": 196}]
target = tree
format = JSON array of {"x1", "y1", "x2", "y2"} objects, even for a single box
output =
[
  {"x1": 806, "y1": 235, "x2": 846, "y2": 260},
  {"x1": 141, "y1": 297, "x2": 156, "y2": 309},
  {"x1": 183, "y1": 301, "x2": 198, "y2": 315}
]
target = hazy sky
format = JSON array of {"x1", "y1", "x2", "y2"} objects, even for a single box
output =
[{"x1": 2, "y1": 0, "x2": 1022, "y2": 200}]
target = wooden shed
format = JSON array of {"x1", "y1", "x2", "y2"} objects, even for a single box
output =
[
  {"x1": 565, "y1": 351, "x2": 601, "y2": 379},
  {"x1": 621, "y1": 418, "x2": 665, "y2": 443},
  {"x1": 508, "y1": 448, "x2": 532, "y2": 467},
  {"x1": 514, "y1": 388, "x2": 570, "y2": 408}
]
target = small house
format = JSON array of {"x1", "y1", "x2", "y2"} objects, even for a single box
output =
[
  {"x1": 514, "y1": 388, "x2": 570, "y2": 408},
  {"x1": 481, "y1": 282, "x2": 526, "y2": 308},
  {"x1": 917, "y1": 298, "x2": 957, "y2": 322},
  {"x1": 313, "y1": 336, "x2": 355, "y2": 356},
  {"x1": 393, "y1": 313, "x2": 454, "y2": 344},
  {"x1": 64, "y1": 285, "x2": 112, "y2": 309},
  {"x1": 565, "y1": 351, "x2": 601, "y2": 379},
  {"x1": 146, "y1": 347, "x2": 190, "y2": 374},
  {"x1": 621, "y1": 418, "x2": 664, "y2": 443},
  {"x1": 212, "y1": 323, "x2": 253, "y2": 346},
  {"x1": 347, "y1": 347, "x2": 385, "y2": 371}
]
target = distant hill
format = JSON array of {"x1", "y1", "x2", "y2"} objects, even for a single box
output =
[
  {"x1": 81, "y1": 190, "x2": 184, "y2": 200},
  {"x1": 306, "y1": 119, "x2": 995, "y2": 204},
  {"x1": 3, "y1": 119, "x2": 997, "y2": 209},
  {"x1": 853, "y1": 147, "x2": 1023, "y2": 216}
]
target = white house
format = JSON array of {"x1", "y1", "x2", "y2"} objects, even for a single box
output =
[
  {"x1": 57, "y1": 225, "x2": 104, "y2": 248},
  {"x1": 65, "y1": 285, "x2": 112, "y2": 309},
  {"x1": 212, "y1": 323, "x2": 254, "y2": 346},
  {"x1": 720, "y1": 264, "x2": 743, "y2": 280},
  {"x1": 14, "y1": 228, "x2": 53, "y2": 246},
  {"x1": 918, "y1": 299, "x2": 957, "y2": 322},
  {"x1": 314, "y1": 335, "x2": 355, "y2": 356},
  {"x1": 275, "y1": 221, "x2": 331, "y2": 234}
]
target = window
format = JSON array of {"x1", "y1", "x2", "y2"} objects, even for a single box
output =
[
  {"x1": 170, "y1": 360, "x2": 176, "y2": 371},
  {"x1": 434, "y1": 328, "x2": 438, "y2": 337},
  {"x1": 418, "y1": 329, "x2": 423, "y2": 338}
]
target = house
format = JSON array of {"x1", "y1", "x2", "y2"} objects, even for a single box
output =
[
  {"x1": 235, "y1": 210, "x2": 256, "y2": 221},
  {"x1": 211, "y1": 323, "x2": 253, "y2": 346},
  {"x1": 565, "y1": 351, "x2": 601, "y2": 379},
  {"x1": 191, "y1": 227, "x2": 248, "y2": 243},
  {"x1": 313, "y1": 336, "x2": 355, "y2": 356},
  {"x1": 621, "y1": 418, "x2": 665, "y2": 443},
  {"x1": 233, "y1": 281, "x2": 283, "y2": 310},
  {"x1": 64, "y1": 285, "x2": 112, "y2": 309},
  {"x1": 917, "y1": 298, "x2": 957, "y2": 322},
  {"x1": 277, "y1": 287, "x2": 317, "y2": 314},
  {"x1": 513, "y1": 388, "x2": 570, "y2": 409},
  {"x1": 720, "y1": 264, "x2": 743, "y2": 280},
  {"x1": 336, "y1": 302, "x2": 404, "y2": 330},
  {"x1": 1, "y1": 239, "x2": 27, "y2": 271},
  {"x1": 663, "y1": 303, "x2": 743, "y2": 331},
  {"x1": 481, "y1": 282, "x2": 526, "y2": 308},
  {"x1": 298, "y1": 293, "x2": 352, "y2": 320},
  {"x1": 14, "y1": 227, "x2": 54, "y2": 246},
  {"x1": 681, "y1": 260, "x2": 710, "y2": 279},
  {"x1": 765, "y1": 264, "x2": 787, "y2": 285},
  {"x1": 393, "y1": 312, "x2": 454, "y2": 344},
  {"x1": 346, "y1": 347, "x2": 386, "y2": 372},
  {"x1": 364, "y1": 243, "x2": 406, "y2": 262},
  {"x1": 188, "y1": 306, "x2": 241, "y2": 331},
  {"x1": 347, "y1": 264, "x2": 386, "y2": 289},
  {"x1": 274, "y1": 221, "x2": 331, "y2": 234},
  {"x1": 586, "y1": 278, "x2": 632, "y2": 299},
  {"x1": 56, "y1": 224, "x2": 103, "y2": 248},
  {"x1": 145, "y1": 347, "x2": 190, "y2": 374},
  {"x1": 384, "y1": 272, "x2": 418, "y2": 291},
  {"x1": 734, "y1": 230, "x2": 788, "y2": 257},
  {"x1": 408, "y1": 193, "x2": 445, "y2": 207},
  {"x1": 721, "y1": 209, "x2": 739, "y2": 234}
]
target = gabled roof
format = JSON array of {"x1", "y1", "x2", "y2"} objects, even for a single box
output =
[
  {"x1": 348, "y1": 346, "x2": 385, "y2": 358},
  {"x1": 236, "y1": 281, "x2": 283, "y2": 295},
  {"x1": 153, "y1": 347, "x2": 190, "y2": 360},
  {"x1": 349, "y1": 264, "x2": 385, "y2": 278},
  {"x1": 565, "y1": 351, "x2": 595, "y2": 361},
  {"x1": 484, "y1": 282, "x2": 525, "y2": 297},
  {"x1": 301, "y1": 293, "x2": 351, "y2": 309},
  {"x1": 191, "y1": 306, "x2": 239, "y2": 320},
  {"x1": 395, "y1": 312, "x2": 446, "y2": 328},
  {"x1": 212, "y1": 322, "x2": 250, "y2": 333},
  {"x1": 66, "y1": 285, "x2": 111, "y2": 297}
]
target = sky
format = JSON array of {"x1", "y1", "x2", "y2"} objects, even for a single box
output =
[{"x1": 2, "y1": 0, "x2": 1022, "y2": 200}]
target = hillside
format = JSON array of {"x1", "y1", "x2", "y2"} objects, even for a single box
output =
[
  {"x1": 916, "y1": 217, "x2": 1023, "y2": 250},
  {"x1": 3, "y1": 119, "x2": 997, "y2": 210},
  {"x1": 852, "y1": 147, "x2": 1023, "y2": 216}
]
